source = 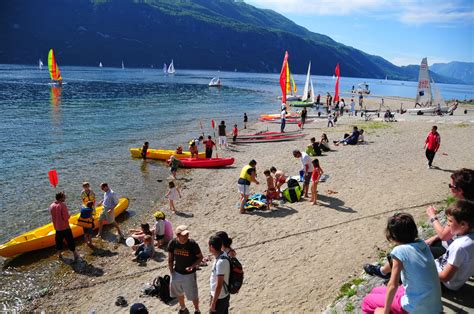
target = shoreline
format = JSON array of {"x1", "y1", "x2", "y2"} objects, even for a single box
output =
[{"x1": 12, "y1": 97, "x2": 474, "y2": 312}]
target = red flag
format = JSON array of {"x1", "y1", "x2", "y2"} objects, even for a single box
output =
[
  {"x1": 334, "y1": 63, "x2": 340, "y2": 102},
  {"x1": 211, "y1": 119, "x2": 215, "y2": 129},
  {"x1": 279, "y1": 51, "x2": 288, "y2": 104}
]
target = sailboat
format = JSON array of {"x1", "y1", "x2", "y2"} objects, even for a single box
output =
[
  {"x1": 290, "y1": 62, "x2": 315, "y2": 107},
  {"x1": 122, "y1": 61, "x2": 125, "y2": 70},
  {"x1": 163, "y1": 63, "x2": 167, "y2": 74},
  {"x1": 99, "y1": 62, "x2": 103, "y2": 68},
  {"x1": 406, "y1": 58, "x2": 451, "y2": 115},
  {"x1": 209, "y1": 77, "x2": 221, "y2": 87},
  {"x1": 39, "y1": 59, "x2": 43, "y2": 70},
  {"x1": 167, "y1": 60, "x2": 175, "y2": 75},
  {"x1": 47, "y1": 49, "x2": 62, "y2": 86}
]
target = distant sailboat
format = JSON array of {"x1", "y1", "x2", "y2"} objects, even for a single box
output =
[
  {"x1": 39, "y1": 59, "x2": 44, "y2": 70},
  {"x1": 122, "y1": 61, "x2": 125, "y2": 70},
  {"x1": 99, "y1": 62, "x2": 103, "y2": 68},
  {"x1": 48, "y1": 49, "x2": 62, "y2": 86},
  {"x1": 209, "y1": 77, "x2": 221, "y2": 87},
  {"x1": 167, "y1": 60, "x2": 175, "y2": 75},
  {"x1": 163, "y1": 63, "x2": 167, "y2": 74},
  {"x1": 301, "y1": 61, "x2": 315, "y2": 103}
]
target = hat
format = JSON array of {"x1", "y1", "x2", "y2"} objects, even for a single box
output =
[
  {"x1": 175, "y1": 225, "x2": 190, "y2": 236},
  {"x1": 153, "y1": 211, "x2": 165, "y2": 219},
  {"x1": 130, "y1": 303, "x2": 148, "y2": 314}
]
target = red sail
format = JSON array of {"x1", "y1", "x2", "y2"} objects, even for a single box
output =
[
  {"x1": 334, "y1": 63, "x2": 340, "y2": 102},
  {"x1": 279, "y1": 51, "x2": 289, "y2": 104}
]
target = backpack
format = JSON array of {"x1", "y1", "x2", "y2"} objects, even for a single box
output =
[
  {"x1": 282, "y1": 186, "x2": 302, "y2": 203},
  {"x1": 287, "y1": 178, "x2": 300, "y2": 189},
  {"x1": 145, "y1": 275, "x2": 174, "y2": 303},
  {"x1": 219, "y1": 255, "x2": 244, "y2": 294}
]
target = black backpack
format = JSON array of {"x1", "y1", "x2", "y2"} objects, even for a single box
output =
[
  {"x1": 287, "y1": 178, "x2": 300, "y2": 189},
  {"x1": 219, "y1": 255, "x2": 244, "y2": 294},
  {"x1": 150, "y1": 275, "x2": 174, "y2": 303}
]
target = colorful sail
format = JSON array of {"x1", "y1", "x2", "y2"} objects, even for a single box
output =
[
  {"x1": 334, "y1": 63, "x2": 340, "y2": 102},
  {"x1": 415, "y1": 57, "x2": 433, "y2": 107},
  {"x1": 279, "y1": 51, "x2": 288, "y2": 103},
  {"x1": 48, "y1": 49, "x2": 62, "y2": 81}
]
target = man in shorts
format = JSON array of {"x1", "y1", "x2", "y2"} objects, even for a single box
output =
[
  {"x1": 168, "y1": 225, "x2": 203, "y2": 314},
  {"x1": 292, "y1": 150, "x2": 313, "y2": 198},
  {"x1": 97, "y1": 182, "x2": 125, "y2": 240},
  {"x1": 237, "y1": 160, "x2": 259, "y2": 214}
]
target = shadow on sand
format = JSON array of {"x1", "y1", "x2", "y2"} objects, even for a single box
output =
[{"x1": 318, "y1": 194, "x2": 357, "y2": 213}]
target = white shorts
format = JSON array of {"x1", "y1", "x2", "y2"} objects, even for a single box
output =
[
  {"x1": 237, "y1": 183, "x2": 250, "y2": 195},
  {"x1": 218, "y1": 136, "x2": 227, "y2": 146},
  {"x1": 99, "y1": 208, "x2": 115, "y2": 224}
]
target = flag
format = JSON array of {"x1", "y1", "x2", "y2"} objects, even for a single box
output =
[
  {"x1": 279, "y1": 51, "x2": 288, "y2": 104},
  {"x1": 334, "y1": 63, "x2": 340, "y2": 102}
]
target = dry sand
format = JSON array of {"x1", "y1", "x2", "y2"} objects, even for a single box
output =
[{"x1": 25, "y1": 97, "x2": 474, "y2": 313}]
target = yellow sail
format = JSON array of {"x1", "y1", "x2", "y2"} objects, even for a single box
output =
[
  {"x1": 48, "y1": 49, "x2": 62, "y2": 81},
  {"x1": 285, "y1": 63, "x2": 297, "y2": 94}
]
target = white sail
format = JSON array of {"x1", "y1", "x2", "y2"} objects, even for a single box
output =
[
  {"x1": 302, "y1": 62, "x2": 311, "y2": 101},
  {"x1": 309, "y1": 78, "x2": 315, "y2": 102},
  {"x1": 122, "y1": 61, "x2": 124, "y2": 69},
  {"x1": 99, "y1": 62, "x2": 103, "y2": 68},
  {"x1": 209, "y1": 77, "x2": 221, "y2": 87},
  {"x1": 163, "y1": 63, "x2": 167, "y2": 74},
  {"x1": 431, "y1": 78, "x2": 446, "y2": 108},
  {"x1": 39, "y1": 59, "x2": 43, "y2": 70},
  {"x1": 415, "y1": 57, "x2": 432, "y2": 107},
  {"x1": 167, "y1": 60, "x2": 175, "y2": 74}
]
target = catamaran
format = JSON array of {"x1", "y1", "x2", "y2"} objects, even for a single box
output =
[
  {"x1": 47, "y1": 49, "x2": 62, "y2": 86},
  {"x1": 209, "y1": 77, "x2": 221, "y2": 87},
  {"x1": 167, "y1": 60, "x2": 175, "y2": 75},
  {"x1": 290, "y1": 62, "x2": 315, "y2": 107},
  {"x1": 39, "y1": 59, "x2": 43, "y2": 70},
  {"x1": 406, "y1": 58, "x2": 451, "y2": 115}
]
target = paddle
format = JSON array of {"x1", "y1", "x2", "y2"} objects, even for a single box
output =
[
  {"x1": 48, "y1": 169, "x2": 58, "y2": 188},
  {"x1": 212, "y1": 119, "x2": 218, "y2": 158}
]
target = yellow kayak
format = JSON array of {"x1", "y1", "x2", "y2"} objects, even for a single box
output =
[
  {"x1": 130, "y1": 148, "x2": 205, "y2": 160},
  {"x1": 0, "y1": 198, "x2": 129, "y2": 258}
]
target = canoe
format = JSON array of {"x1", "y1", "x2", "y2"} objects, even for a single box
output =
[
  {"x1": 289, "y1": 101, "x2": 315, "y2": 107},
  {"x1": 234, "y1": 133, "x2": 305, "y2": 143},
  {"x1": 178, "y1": 158, "x2": 235, "y2": 168},
  {"x1": 232, "y1": 130, "x2": 302, "y2": 139},
  {"x1": 130, "y1": 148, "x2": 205, "y2": 160},
  {"x1": 0, "y1": 198, "x2": 129, "y2": 258}
]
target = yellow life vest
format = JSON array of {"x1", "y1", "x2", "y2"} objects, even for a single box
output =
[
  {"x1": 239, "y1": 165, "x2": 252, "y2": 182},
  {"x1": 81, "y1": 190, "x2": 96, "y2": 206}
]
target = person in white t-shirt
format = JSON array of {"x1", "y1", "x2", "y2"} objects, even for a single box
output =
[
  {"x1": 209, "y1": 235, "x2": 230, "y2": 314},
  {"x1": 436, "y1": 199, "x2": 474, "y2": 291},
  {"x1": 292, "y1": 150, "x2": 314, "y2": 198},
  {"x1": 280, "y1": 107, "x2": 287, "y2": 133}
]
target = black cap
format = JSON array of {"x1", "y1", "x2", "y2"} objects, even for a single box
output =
[{"x1": 130, "y1": 303, "x2": 148, "y2": 314}]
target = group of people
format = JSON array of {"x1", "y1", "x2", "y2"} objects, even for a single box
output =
[{"x1": 361, "y1": 168, "x2": 474, "y2": 314}]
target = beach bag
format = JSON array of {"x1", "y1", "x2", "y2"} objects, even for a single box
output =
[
  {"x1": 282, "y1": 186, "x2": 302, "y2": 203},
  {"x1": 287, "y1": 178, "x2": 300, "y2": 189},
  {"x1": 219, "y1": 255, "x2": 244, "y2": 294},
  {"x1": 150, "y1": 275, "x2": 174, "y2": 303}
]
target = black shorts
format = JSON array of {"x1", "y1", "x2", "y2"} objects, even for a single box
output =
[
  {"x1": 55, "y1": 229, "x2": 76, "y2": 251},
  {"x1": 304, "y1": 172, "x2": 312, "y2": 185},
  {"x1": 155, "y1": 234, "x2": 165, "y2": 241}
]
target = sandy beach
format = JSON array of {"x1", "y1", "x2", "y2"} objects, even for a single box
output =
[{"x1": 24, "y1": 96, "x2": 474, "y2": 313}]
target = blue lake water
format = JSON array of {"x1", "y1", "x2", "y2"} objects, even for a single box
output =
[{"x1": 0, "y1": 64, "x2": 472, "y2": 309}]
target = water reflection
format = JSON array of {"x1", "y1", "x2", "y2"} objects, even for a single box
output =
[{"x1": 50, "y1": 85, "x2": 61, "y2": 125}]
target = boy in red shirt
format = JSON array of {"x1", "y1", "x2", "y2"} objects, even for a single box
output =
[
  {"x1": 424, "y1": 125, "x2": 441, "y2": 169},
  {"x1": 232, "y1": 124, "x2": 238, "y2": 143}
]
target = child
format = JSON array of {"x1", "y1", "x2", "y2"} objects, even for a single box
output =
[
  {"x1": 167, "y1": 155, "x2": 181, "y2": 179},
  {"x1": 243, "y1": 113, "x2": 248, "y2": 129},
  {"x1": 361, "y1": 213, "x2": 442, "y2": 314},
  {"x1": 128, "y1": 223, "x2": 152, "y2": 244},
  {"x1": 132, "y1": 235, "x2": 155, "y2": 263},
  {"x1": 435, "y1": 199, "x2": 474, "y2": 291},
  {"x1": 311, "y1": 159, "x2": 324, "y2": 205},
  {"x1": 80, "y1": 182, "x2": 96, "y2": 207},
  {"x1": 175, "y1": 145, "x2": 183, "y2": 155},
  {"x1": 327, "y1": 112, "x2": 334, "y2": 127},
  {"x1": 78, "y1": 201, "x2": 95, "y2": 248},
  {"x1": 307, "y1": 137, "x2": 322, "y2": 156},
  {"x1": 203, "y1": 135, "x2": 216, "y2": 158},
  {"x1": 264, "y1": 169, "x2": 277, "y2": 210},
  {"x1": 232, "y1": 124, "x2": 238, "y2": 143},
  {"x1": 141, "y1": 141, "x2": 149, "y2": 159},
  {"x1": 152, "y1": 210, "x2": 169, "y2": 248},
  {"x1": 166, "y1": 181, "x2": 181, "y2": 214},
  {"x1": 189, "y1": 141, "x2": 198, "y2": 158}
]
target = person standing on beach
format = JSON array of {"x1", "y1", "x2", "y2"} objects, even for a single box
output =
[
  {"x1": 81, "y1": 182, "x2": 96, "y2": 207},
  {"x1": 50, "y1": 192, "x2": 80, "y2": 261},
  {"x1": 350, "y1": 98, "x2": 356, "y2": 116},
  {"x1": 168, "y1": 155, "x2": 181, "y2": 179},
  {"x1": 141, "y1": 141, "x2": 149, "y2": 159},
  {"x1": 208, "y1": 235, "x2": 231, "y2": 314},
  {"x1": 300, "y1": 107, "x2": 307, "y2": 129},
  {"x1": 218, "y1": 121, "x2": 227, "y2": 149},
  {"x1": 243, "y1": 113, "x2": 248, "y2": 129},
  {"x1": 232, "y1": 124, "x2": 238, "y2": 143},
  {"x1": 168, "y1": 225, "x2": 203, "y2": 314},
  {"x1": 359, "y1": 94, "x2": 364, "y2": 112},
  {"x1": 203, "y1": 136, "x2": 216, "y2": 158},
  {"x1": 237, "y1": 160, "x2": 259, "y2": 214},
  {"x1": 280, "y1": 107, "x2": 286, "y2": 133},
  {"x1": 316, "y1": 94, "x2": 321, "y2": 108},
  {"x1": 292, "y1": 150, "x2": 313, "y2": 198},
  {"x1": 97, "y1": 183, "x2": 125, "y2": 240},
  {"x1": 424, "y1": 125, "x2": 440, "y2": 169}
]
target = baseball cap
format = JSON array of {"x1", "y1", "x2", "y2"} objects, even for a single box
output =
[
  {"x1": 175, "y1": 225, "x2": 190, "y2": 236},
  {"x1": 130, "y1": 303, "x2": 148, "y2": 314}
]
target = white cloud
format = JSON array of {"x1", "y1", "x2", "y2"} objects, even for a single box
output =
[{"x1": 246, "y1": 0, "x2": 474, "y2": 26}]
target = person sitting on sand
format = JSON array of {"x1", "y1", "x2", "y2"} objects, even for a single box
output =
[
  {"x1": 270, "y1": 166, "x2": 287, "y2": 194},
  {"x1": 167, "y1": 155, "x2": 181, "y2": 179},
  {"x1": 132, "y1": 235, "x2": 155, "y2": 263},
  {"x1": 358, "y1": 129, "x2": 365, "y2": 143},
  {"x1": 129, "y1": 223, "x2": 153, "y2": 244},
  {"x1": 334, "y1": 126, "x2": 360, "y2": 146},
  {"x1": 264, "y1": 169, "x2": 278, "y2": 209},
  {"x1": 189, "y1": 141, "x2": 199, "y2": 159},
  {"x1": 319, "y1": 134, "x2": 330, "y2": 152},
  {"x1": 152, "y1": 210, "x2": 173, "y2": 248},
  {"x1": 307, "y1": 137, "x2": 322, "y2": 156}
]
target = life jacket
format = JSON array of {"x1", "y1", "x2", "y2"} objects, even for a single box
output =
[
  {"x1": 75, "y1": 207, "x2": 95, "y2": 229},
  {"x1": 81, "y1": 190, "x2": 95, "y2": 206},
  {"x1": 239, "y1": 165, "x2": 253, "y2": 183}
]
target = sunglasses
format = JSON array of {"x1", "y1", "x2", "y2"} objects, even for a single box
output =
[{"x1": 448, "y1": 183, "x2": 457, "y2": 189}]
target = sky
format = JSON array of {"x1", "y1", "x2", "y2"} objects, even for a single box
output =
[{"x1": 246, "y1": 0, "x2": 474, "y2": 66}]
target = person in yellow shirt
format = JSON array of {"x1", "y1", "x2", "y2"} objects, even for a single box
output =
[
  {"x1": 80, "y1": 182, "x2": 96, "y2": 208},
  {"x1": 237, "y1": 160, "x2": 259, "y2": 214}
]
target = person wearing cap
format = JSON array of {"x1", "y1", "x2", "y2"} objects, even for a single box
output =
[
  {"x1": 152, "y1": 210, "x2": 173, "y2": 248},
  {"x1": 130, "y1": 303, "x2": 148, "y2": 314},
  {"x1": 292, "y1": 150, "x2": 313, "y2": 198},
  {"x1": 237, "y1": 160, "x2": 259, "y2": 214},
  {"x1": 168, "y1": 225, "x2": 203, "y2": 314}
]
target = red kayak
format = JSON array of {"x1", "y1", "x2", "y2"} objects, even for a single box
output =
[
  {"x1": 234, "y1": 133, "x2": 305, "y2": 143},
  {"x1": 179, "y1": 158, "x2": 235, "y2": 168}
]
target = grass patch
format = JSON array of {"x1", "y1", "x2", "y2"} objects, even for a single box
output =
[
  {"x1": 336, "y1": 278, "x2": 365, "y2": 300},
  {"x1": 344, "y1": 302, "x2": 355, "y2": 312},
  {"x1": 455, "y1": 123, "x2": 470, "y2": 128},
  {"x1": 359, "y1": 121, "x2": 392, "y2": 130}
]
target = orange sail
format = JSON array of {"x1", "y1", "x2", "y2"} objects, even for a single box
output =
[{"x1": 48, "y1": 49, "x2": 62, "y2": 81}]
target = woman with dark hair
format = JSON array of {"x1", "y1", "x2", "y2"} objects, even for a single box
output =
[
  {"x1": 215, "y1": 231, "x2": 236, "y2": 257},
  {"x1": 361, "y1": 213, "x2": 442, "y2": 314}
]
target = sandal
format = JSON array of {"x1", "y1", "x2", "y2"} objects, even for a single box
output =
[{"x1": 115, "y1": 296, "x2": 128, "y2": 307}]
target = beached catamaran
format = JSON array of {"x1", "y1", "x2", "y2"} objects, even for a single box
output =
[
  {"x1": 167, "y1": 60, "x2": 176, "y2": 74},
  {"x1": 290, "y1": 62, "x2": 315, "y2": 107},
  {"x1": 47, "y1": 49, "x2": 62, "y2": 86},
  {"x1": 279, "y1": 51, "x2": 298, "y2": 102}
]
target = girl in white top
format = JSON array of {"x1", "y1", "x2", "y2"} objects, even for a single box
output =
[{"x1": 166, "y1": 181, "x2": 181, "y2": 214}]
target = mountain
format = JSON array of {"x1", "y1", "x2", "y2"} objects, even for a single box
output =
[
  {"x1": 430, "y1": 62, "x2": 474, "y2": 85},
  {"x1": 0, "y1": 0, "x2": 462, "y2": 83},
  {"x1": 399, "y1": 64, "x2": 465, "y2": 85}
]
